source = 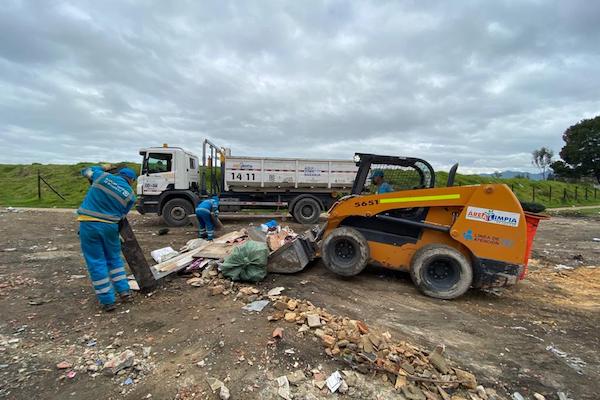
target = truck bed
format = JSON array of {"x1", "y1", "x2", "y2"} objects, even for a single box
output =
[{"x1": 224, "y1": 156, "x2": 357, "y2": 191}]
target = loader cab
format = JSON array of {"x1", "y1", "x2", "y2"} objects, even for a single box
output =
[
  {"x1": 138, "y1": 146, "x2": 199, "y2": 195},
  {"x1": 352, "y1": 153, "x2": 436, "y2": 195}
]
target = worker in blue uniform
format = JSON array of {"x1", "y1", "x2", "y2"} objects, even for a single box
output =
[
  {"x1": 77, "y1": 165, "x2": 137, "y2": 312},
  {"x1": 371, "y1": 169, "x2": 394, "y2": 194},
  {"x1": 195, "y1": 196, "x2": 219, "y2": 241}
]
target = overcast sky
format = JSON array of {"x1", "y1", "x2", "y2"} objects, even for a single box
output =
[{"x1": 1, "y1": 1, "x2": 599, "y2": 173}]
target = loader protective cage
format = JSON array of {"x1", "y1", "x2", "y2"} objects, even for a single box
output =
[{"x1": 351, "y1": 153, "x2": 436, "y2": 195}]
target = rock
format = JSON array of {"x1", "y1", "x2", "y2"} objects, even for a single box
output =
[
  {"x1": 274, "y1": 301, "x2": 289, "y2": 311},
  {"x1": 314, "y1": 328, "x2": 325, "y2": 338},
  {"x1": 306, "y1": 314, "x2": 321, "y2": 328},
  {"x1": 429, "y1": 347, "x2": 450, "y2": 374},
  {"x1": 512, "y1": 393, "x2": 525, "y2": 400},
  {"x1": 298, "y1": 324, "x2": 310, "y2": 333},
  {"x1": 210, "y1": 285, "x2": 225, "y2": 296},
  {"x1": 56, "y1": 361, "x2": 72, "y2": 370},
  {"x1": 284, "y1": 312, "x2": 297, "y2": 322},
  {"x1": 321, "y1": 334, "x2": 336, "y2": 348},
  {"x1": 277, "y1": 375, "x2": 291, "y2": 400},
  {"x1": 219, "y1": 385, "x2": 230, "y2": 400},
  {"x1": 286, "y1": 370, "x2": 306, "y2": 385},
  {"x1": 268, "y1": 287, "x2": 285, "y2": 296},
  {"x1": 533, "y1": 394, "x2": 546, "y2": 400},
  {"x1": 338, "y1": 380, "x2": 349, "y2": 394},
  {"x1": 314, "y1": 380, "x2": 326, "y2": 390},
  {"x1": 400, "y1": 362, "x2": 415, "y2": 375},
  {"x1": 287, "y1": 299, "x2": 298, "y2": 310},
  {"x1": 207, "y1": 377, "x2": 224, "y2": 391},
  {"x1": 395, "y1": 375, "x2": 408, "y2": 390},
  {"x1": 476, "y1": 386, "x2": 488, "y2": 399},
  {"x1": 272, "y1": 327, "x2": 284, "y2": 338},
  {"x1": 143, "y1": 346, "x2": 152, "y2": 358},
  {"x1": 356, "y1": 321, "x2": 369, "y2": 334},
  {"x1": 336, "y1": 339, "x2": 349, "y2": 348},
  {"x1": 402, "y1": 383, "x2": 426, "y2": 400},
  {"x1": 104, "y1": 350, "x2": 135, "y2": 375},
  {"x1": 239, "y1": 287, "x2": 259, "y2": 295},
  {"x1": 455, "y1": 368, "x2": 477, "y2": 389},
  {"x1": 186, "y1": 277, "x2": 203, "y2": 287}
]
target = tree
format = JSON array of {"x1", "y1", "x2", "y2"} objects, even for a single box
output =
[
  {"x1": 492, "y1": 171, "x2": 502, "y2": 178},
  {"x1": 531, "y1": 147, "x2": 554, "y2": 180},
  {"x1": 556, "y1": 116, "x2": 600, "y2": 184}
]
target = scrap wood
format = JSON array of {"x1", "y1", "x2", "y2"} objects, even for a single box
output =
[
  {"x1": 190, "y1": 242, "x2": 235, "y2": 260},
  {"x1": 213, "y1": 229, "x2": 247, "y2": 244},
  {"x1": 150, "y1": 241, "x2": 214, "y2": 279}
]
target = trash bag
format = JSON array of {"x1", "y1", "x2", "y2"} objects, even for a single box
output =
[{"x1": 221, "y1": 241, "x2": 269, "y2": 282}]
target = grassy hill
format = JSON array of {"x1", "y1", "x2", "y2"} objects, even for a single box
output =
[
  {"x1": 0, "y1": 163, "x2": 598, "y2": 209},
  {"x1": 0, "y1": 163, "x2": 140, "y2": 208}
]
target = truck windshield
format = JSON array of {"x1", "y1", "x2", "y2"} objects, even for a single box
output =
[{"x1": 143, "y1": 153, "x2": 173, "y2": 174}]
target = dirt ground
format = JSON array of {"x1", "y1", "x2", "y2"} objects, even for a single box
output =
[{"x1": 0, "y1": 209, "x2": 598, "y2": 400}]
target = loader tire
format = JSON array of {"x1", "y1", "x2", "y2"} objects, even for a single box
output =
[
  {"x1": 410, "y1": 244, "x2": 472, "y2": 300},
  {"x1": 292, "y1": 197, "x2": 322, "y2": 225},
  {"x1": 322, "y1": 227, "x2": 369, "y2": 277},
  {"x1": 162, "y1": 198, "x2": 193, "y2": 227}
]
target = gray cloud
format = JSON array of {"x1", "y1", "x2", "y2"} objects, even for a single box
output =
[{"x1": 1, "y1": 0, "x2": 599, "y2": 173}]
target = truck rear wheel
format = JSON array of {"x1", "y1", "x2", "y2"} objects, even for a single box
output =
[
  {"x1": 410, "y1": 244, "x2": 472, "y2": 300},
  {"x1": 322, "y1": 227, "x2": 370, "y2": 277},
  {"x1": 162, "y1": 198, "x2": 194, "y2": 227},
  {"x1": 292, "y1": 197, "x2": 322, "y2": 225}
]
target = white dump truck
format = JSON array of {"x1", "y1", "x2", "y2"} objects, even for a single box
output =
[{"x1": 136, "y1": 140, "x2": 358, "y2": 226}]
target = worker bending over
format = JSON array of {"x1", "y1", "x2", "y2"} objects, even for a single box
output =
[
  {"x1": 195, "y1": 196, "x2": 219, "y2": 241},
  {"x1": 371, "y1": 169, "x2": 394, "y2": 194},
  {"x1": 77, "y1": 165, "x2": 137, "y2": 312}
]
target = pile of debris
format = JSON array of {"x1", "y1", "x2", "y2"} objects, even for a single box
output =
[
  {"x1": 264, "y1": 293, "x2": 496, "y2": 400},
  {"x1": 52, "y1": 335, "x2": 154, "y2": 394},
  {"x1": 181, "y1": 268, "x2": 501, "y2": 399}
]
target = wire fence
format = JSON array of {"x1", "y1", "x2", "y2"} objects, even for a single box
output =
[{"x1": 509, "y1": 183, "x2": 598, "y2": 203}]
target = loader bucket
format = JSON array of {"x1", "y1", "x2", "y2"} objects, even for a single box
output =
[{"x1": 520, "y1": 212, "x2": 549, "y2": 280}]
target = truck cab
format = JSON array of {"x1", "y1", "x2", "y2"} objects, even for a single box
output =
[{"x1": 137, "y1": 146, "x2": 201, "y2": 226}]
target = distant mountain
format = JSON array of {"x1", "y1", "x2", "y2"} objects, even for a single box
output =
[{"x1": 479, "y1": 170, "x2": 546, "y2": 181}]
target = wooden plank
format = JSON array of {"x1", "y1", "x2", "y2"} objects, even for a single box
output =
[
  {"x1": 153, "y1": 241, "x2": 213, "y2": 273},
  {"x1": 119, "y1": 218, "x2": 157, "y2": 292}
]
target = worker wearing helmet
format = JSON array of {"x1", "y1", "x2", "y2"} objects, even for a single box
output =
[
  {"x1": 371, "y1": 169, "x2": 394, "y2": 194},
  {"x1": 77, "y1": 165, "x2": 138, "y2": 312},
  {"x1": 196, "y1": 196, "x2": 220, "y2": 241}
]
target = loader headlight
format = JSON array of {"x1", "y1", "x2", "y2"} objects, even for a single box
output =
[{"x1": 353, "y1": 154, "x2": 361, "y2": 163}]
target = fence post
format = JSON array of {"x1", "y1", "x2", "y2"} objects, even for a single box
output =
[
  {"x1": 585, "y1": 187, "x2": 588, "y2": 200},
  {"x1": 549, "y1": 185, "x2": 552, "y2": 202},
  {"x1": 563, "y1": 188, "x2": 567, "y2": 200},
  {"x1": 37, "y1": 170, "x2": 41, "y2": 200},
  {"x1": 575, "y1": 187, "x2": 578, "y2": 200},
  {"x1": 532, "y1": 186, "x2": 536, "y2": 202},
  {"x1": 595, "y1": 188, "x2": 598, "y2": 200},
  {"x1": 510, "y1": 183, "x2": 514, "y2": 192}
]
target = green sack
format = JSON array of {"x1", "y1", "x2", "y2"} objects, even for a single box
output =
[{"x1": 221, "y1": 240, "x2": 269, "y2": 282}]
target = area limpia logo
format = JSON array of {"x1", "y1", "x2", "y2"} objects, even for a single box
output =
[{"x1": 466, "y1": 207, "x2": 520, "y2": 227}]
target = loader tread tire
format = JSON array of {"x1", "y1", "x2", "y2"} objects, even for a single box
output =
[
  {"x1": 322, "y1": 227, "x2": 369, "y2": 277},
  {"x1": 410, "y1": 244, "x2": 472, "y2": 300}
]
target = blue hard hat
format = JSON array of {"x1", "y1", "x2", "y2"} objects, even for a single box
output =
[
  {"x1": 370, "y1": 169, "x2": 384, "y2": 179},
  {"x1": 212, "y1": 195, "x2": 219, "y2": 203},
  {"x1": 118, "y1": 167, "x2": 138, "y2": 181}
]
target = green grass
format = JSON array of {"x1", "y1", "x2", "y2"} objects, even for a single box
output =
[
  {"x1": 434, "y1": 172, "x2": 600, "y2": 209},
  {"x1": 0, "y1": 163, "x2": 598, "y2": 209},
  {"x1": 547, "y1": 207, "x2": 600, "y2": 219},
  {"x1": 0, "y1": 163, "x2": 140, "y2": 208}
]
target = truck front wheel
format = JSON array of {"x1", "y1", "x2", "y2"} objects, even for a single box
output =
[
  {"x1": 162, "y1": 198, "x2": 194, "y2": 227},
  {"x1": 292, "y1": 197, "x2": 322, "y2": 225}
]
